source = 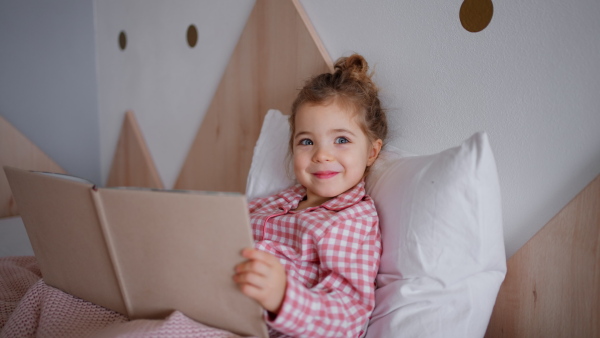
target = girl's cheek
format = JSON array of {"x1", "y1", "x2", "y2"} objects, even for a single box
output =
[{"x1": 294, "y1": 148, "x2": 311, "y2": 159}]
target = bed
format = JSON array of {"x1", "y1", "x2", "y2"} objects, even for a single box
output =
[{"x1": 1, "y1": 0, "x2": 598, "y2": 337}]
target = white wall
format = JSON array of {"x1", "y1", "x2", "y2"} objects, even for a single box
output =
[{"x1": 0, "y1": 0, "x2": 100, "y2": 183}]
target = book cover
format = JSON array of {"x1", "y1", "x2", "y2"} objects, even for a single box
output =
[{"x1": 4, "y1": 166, "x2": 268, "y2": 338}]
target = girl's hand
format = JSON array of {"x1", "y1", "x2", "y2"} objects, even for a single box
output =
[{"x1": 233, "y1": 248, "x2": 287, "y2": 315}]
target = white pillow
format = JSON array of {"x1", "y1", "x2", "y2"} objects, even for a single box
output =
[
  {"x1": 246, "y1": 109, "x2": 295, "y2": 200},
  {"x1": 246, "y1": 110, "x2": 506, "y2": 337},
  {"x1": 364, "y1": 132, "x2": 506, "y2": 338}
]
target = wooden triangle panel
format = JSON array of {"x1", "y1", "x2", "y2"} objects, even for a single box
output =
[
  {"x1": 485, "y1": 174, "x2": 600, "y2": 337},
  {"x1": 1, "y1": 115, "x2": 65, "y2": 218},
  {"x1": 106, "y1": 111, "x2": 164, "y2": 189},
  {"x1": 175, "y1": 0, "x2": 332, "y2": 192}
]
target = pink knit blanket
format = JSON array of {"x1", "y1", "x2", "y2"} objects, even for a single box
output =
[{"x1": 0, "y1": 256, "x2": 246, "y2": 337}]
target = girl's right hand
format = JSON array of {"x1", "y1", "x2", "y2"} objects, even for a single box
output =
[{"x1": 233, "y1": 248, "x2": 287, "y2": 316}]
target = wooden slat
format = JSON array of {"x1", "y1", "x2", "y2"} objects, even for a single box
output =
[
  {"x1": 485, "y1": 174, "x2": 600, "y2": 337},
  {"x1": 0, "y1": 116, "x2": 66, "y2": 218},
  {"x1": 174, "y1": 0, "x2": 332, "y2": 193},
  {"x1": 106, "y1": 111, "x2": 164, "y2": 189},
  {"x1": 291, "y1": 0, "x2": 334, "y2": 73}
]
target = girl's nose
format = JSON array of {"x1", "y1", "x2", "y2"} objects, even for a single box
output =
[{"x1": 312, "y1": 146, "x2": 333, "y2": 162}]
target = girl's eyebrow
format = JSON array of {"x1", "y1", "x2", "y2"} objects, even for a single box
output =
[
  {"x1": 332, "y1": 128, "x2": 356, "y2": 136},
  {"x1": 294, "y1": 131, "x2": 311, "y2": 139},
  {"x1": 294, "y1": 128, "x2": 357, "y2": 139}
]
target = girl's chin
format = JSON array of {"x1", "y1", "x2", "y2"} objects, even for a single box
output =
[
  {"x1": 300, "y1": 177, "x2": 357, "y2": 198},
  {"x1": 310, "y1": 188, "x2": 346, "y2": 199}
]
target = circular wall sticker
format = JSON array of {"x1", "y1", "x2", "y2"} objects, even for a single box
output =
[
  {"x1": 118, "y1": 31, "x2": 127, "y2": 50},
  {"x1": 187, "y1": 24, "x2": 198, "y2": 48},
  {"x1": 460, "y1": 0, "x2": 494, "y2": 33}
]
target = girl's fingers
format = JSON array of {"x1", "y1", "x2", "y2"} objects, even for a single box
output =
[
  {"x1": 235, "y1": 248, "x2": 287, "y2": 313},
  {"x1": 235, "y1": 258, "x2": 269, "y2": 276},
  {"x1": 241, "y1": 248, "x2": 280, "y2": 267},
  {"x1": 239, "y1": 283, "x2": 262, "y2": 299},
  {"x1": 236, "y1": 272, "x2": 279, "y2": 312},
  {"x1": 234, "y1": 270, "x2": 265, "y2": 289}
]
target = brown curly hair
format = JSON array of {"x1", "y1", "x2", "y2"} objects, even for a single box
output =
[{"x1": 289, "y1": 53, "x2": 388, "y2": 154}]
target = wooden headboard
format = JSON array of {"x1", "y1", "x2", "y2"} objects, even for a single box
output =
[
  {"x1": 485, "y1": 174, "x2": 600, "y2": 337},
  {"x1": 0, "y1": 116, "x2": 65, "y2": 218}
]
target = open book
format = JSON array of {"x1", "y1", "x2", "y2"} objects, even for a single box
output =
[{"x1": 4, "y1": 166, "x2": 268, "y2": 338}]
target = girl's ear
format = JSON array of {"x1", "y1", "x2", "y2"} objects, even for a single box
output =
[{"x1": 367, "y1": 139, "x2": 383, "y2": 166}]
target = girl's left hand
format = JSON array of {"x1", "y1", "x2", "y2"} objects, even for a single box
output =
[{"x1": 233, "y1": 248, "x2": 287, "y2": 315}]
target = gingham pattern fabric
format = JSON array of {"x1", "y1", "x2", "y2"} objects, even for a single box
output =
[{"x1": 249, "y1": 181, "x2": 381, "y2": 337}]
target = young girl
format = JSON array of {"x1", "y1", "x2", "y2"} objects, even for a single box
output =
[{"x1": 233, "y1": 54, "x2": 387, "y2": 337}]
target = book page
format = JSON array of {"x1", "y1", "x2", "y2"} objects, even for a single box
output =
[
  {"x1": 33, "y1": 171, "x2": 94, "y2": 185},
  {"x1": 96, "y1": 187, "x2": 267, "y2": 338},
  {"x1": 4, "y1": 167, "x2": 127, "y2": 315}
]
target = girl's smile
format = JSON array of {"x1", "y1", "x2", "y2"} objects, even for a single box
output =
[{"x1": 312, "y1": 171, "x2": 339, "y2": 179}]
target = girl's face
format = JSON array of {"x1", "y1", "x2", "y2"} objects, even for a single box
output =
[{"x1": 292, "y1": 100, "x2": 382, "y2": 207}]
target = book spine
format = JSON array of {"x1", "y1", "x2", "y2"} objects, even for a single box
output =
[{"x1": 90, "y1": 187, "x2": 134, "y2": 317}]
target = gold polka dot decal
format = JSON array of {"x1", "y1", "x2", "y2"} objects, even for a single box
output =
[
  {"x1": 460, "y1": 0, "x2": 493, "y2": 33},
  {"x1": 187, "y1": 25, "x2": 198, "y2": 48},
  {"x1": 118, "y1": 31, "x2": 127, "y2": 50}
]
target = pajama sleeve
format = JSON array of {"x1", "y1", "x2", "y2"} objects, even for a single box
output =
[{"x1": 266, "y1": 213, "x2": 381, "y2": 337}]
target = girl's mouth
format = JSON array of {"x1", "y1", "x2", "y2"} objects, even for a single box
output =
[{"x1": 312, "y1": 171, "x2": 339, "y2": 179}]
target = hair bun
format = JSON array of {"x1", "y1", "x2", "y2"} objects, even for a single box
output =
[{"x1": 334, "y1": 54, "x2": 374, "y2": 86}]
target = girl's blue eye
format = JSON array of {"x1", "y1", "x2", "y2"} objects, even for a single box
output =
[
  {"x1": 299, "y1": 139, "x2": 313, "y2": 146},
  {"x1": 335, "y1": 137, "x2": 349, "y2": 144}
]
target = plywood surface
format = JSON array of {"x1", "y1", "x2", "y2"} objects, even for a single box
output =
[
  {"x1": 0, "y1": 116, "x2": 65, "y2": 218},
  {"x1": 175, "y1": 0, "x2": 332, "y2": 193},
  {"x1": 106, "y1": 111, "x2": 164, "y2": 189},
  {"x1": 485, "y1": 174, "x2": 600, "y2": 337}
]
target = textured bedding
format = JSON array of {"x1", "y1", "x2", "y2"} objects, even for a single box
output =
[{"x1": 0, "y1": 256, "x2": 247, "y2": 338}]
